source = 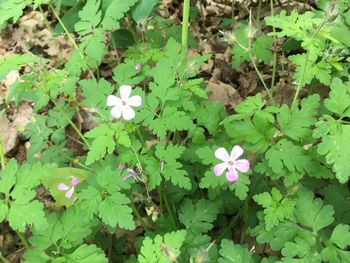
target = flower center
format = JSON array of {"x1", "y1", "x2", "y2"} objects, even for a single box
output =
[
  {"x1": 122, "y1": 100, "x2": 127, "y2": 106},
  {"x1": 228, "y1": 160, "x2": 234, "y2": 166}
]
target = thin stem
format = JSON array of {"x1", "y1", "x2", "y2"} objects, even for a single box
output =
[
  {"x1": 130, "y1": 202, "x2": 150, "y2": 231},
  {"x1": 256, "y1": 0, "x2": 262, "y2": 28},
  {"x1": 51, "y1": 100, "x2": 91, "y2": 149},
  {"x1": 49, "y1": 3, "x2": 95, "y2": 79},
  {"x1": 162, "y1": 187, "x2": 177, "y2": 228},
  {"x1": 16, "y1": 231, "x2": 30, "y2": 250},
  {"x1": 49, "y1": 3, "x2": 82, "y2": 58},
  {"x1": 250, "y1": 53, "x2": 276, "y2": 105},
  {"x1": 157, "y1": 186, "x2": 164, "y2": 216},
  {"x1": 291, "y1": 20, "x2": 326, "y2": 108},
  {"x1": 270, "y1": 0, "x2": 277, "y2": 91},
  {"x1": 181, "y1": 0, "x2": 191, "y2": 49}
]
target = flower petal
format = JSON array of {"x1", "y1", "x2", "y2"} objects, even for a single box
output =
[
  {"x1": 107, "y1": 95, "x2": 122, "y2": 107},
  {"x1": 234, "y1": 159, "x2": 250, "y2": 172},
  {"x1": 71, "y1": 176, "x2": 79, "y2": 186},
  {"x1": 119, "y1": 85, "x2": 132, "y2": 100},
  {"x1": 65, "y1": 187, "x2": 75, "y2": 198},
  {"x1": 127, "y1": 95, "x2": 142, "y2": 107},
  {"x1": 230, "y1": 145, "x2": 244, "y2": 161},
  {"x1": 111, "y1": 106, "x2": 122, "y2": 119},
  {"x1": 58, "y1": 183, "x2": 69, "y2": 190},
  {"x1": 214, "y1": 163, "x2": 228, "y2": 176},
  {"x1": 226, "y1": 167, "x2": 239, "y2": 182},
  {"x1": 122, "y1": 106, "x2": 135, "y2": 120},
  {"x1": 215, "y1": 147, "x2": 230, "y2": 162}
]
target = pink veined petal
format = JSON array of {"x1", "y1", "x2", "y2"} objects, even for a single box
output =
[
  {"x1": 234, "y1": 159, "x2": 250, "y2": 172},
  {"x1": 58, "y1": 183, "x2": 69, "y2": 191},
  {"x1": 119, "y1": 85, "x2": 132, "y2": 101},
  {"x1": 226, "y1": 166, "x2": 239, "y2": 182},
  {"x1": 230, "y1": 145, "x2": 244, "y2": 161},
  {"x1": 71, "y1": 176, "x2": 79, "y2": 186},
  {"x1": 111, "y1": 106, "x2": 122, "y2": 119},
  {"x1": 65, "y1": 187, "x2": 75, "y2": 198},
  {"x1": 127, "y1": 95, "x2": 142, "y2": 107},
  {"x1": 215, "y1": 147, "x2": 230, "y2": 162},
  {"x1": 214, "y1": 163, "x2": 228, "y2": 176},
  {"x1": 122, "y1": 106, "x2": 135, "y2": 120},
  {"x1": 107, "y1": 95, "x2": 122, "y2": 107}
]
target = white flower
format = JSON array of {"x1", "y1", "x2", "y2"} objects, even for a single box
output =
[{"x1": 107, "y1": 85, "x2": 142, "y2": 120}]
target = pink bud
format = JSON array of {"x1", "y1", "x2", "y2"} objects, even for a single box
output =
[{"x1": 135, "y1": 64, "x2": 142, "y2": 70}]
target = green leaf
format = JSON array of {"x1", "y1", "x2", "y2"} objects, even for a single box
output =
[
  {"x1": 253, "y1": 188, "x2": 296, "y2": 231},
  {"x1": 132, "y1": 0, "x2": 158, "y2": 24},
  {"x1": 29, "y1": 207, "x2": 94, "y2": 250},
  {"x1": 179, "y1": 199, "x2": 220, "y2": 235},
  {"x1": 225, "y1": 111, "x2": 275, "y2": 153},
  {"x1": 155, "y1": 144, "x2": 191, "y2": 189},
  {"x1": 231, "y1": 24, "x2": 249, "y2": 68},
  {"x1": 314, "y1": 118, "x2": 350, "y2": 183},
  {"x1": 74, "y1": 0, "x2": 102, "y2": 35},
  {"x1": 57, "y1": 244, "x2": 108, "y2": 263},
  {"x1": 0, "y1": 159, "x2": 18, "y2": 195},
  {"x1": 330, "y1": 224, "x2": 350, "y2": 249},
  {"x1": 150, "y1": 107, "x2": 194, "y2": 139},
  {"x1": 281, "y1": 233, "x2": 317, "y2": 260},
  {"x1": 80, "y1": 78, "x2": 114, "y2": 109},
  {"x1": 200, "y1": 171, "x2": 250, "y2": 200},
  {"x1": 196, "y1": 101, "x2": 226, "y2": 137},
  {"x1": 0, "y1": 0, "x2": 31, "y2": 27},
  {"x1": 8, "y1": 200, "x2": 47, "y2": 232},
  {"x1": 99, "y1": 192, "x2": 135, "y2": 230},
  {"x1": 324, "y1": 78, "x2": 350, "y2": 117},
  {"x1": 195, "y1": 146, "x2": 217, "y2": 165},
  {"x1": 41, "y1": 167, "x2": 90, "y2": 207},
  {"x1": 277, "y1": 94, "x2": 320, "y2": 141},
  {"x1": 78, "y1": 186, "x2": 103, "y2": 221},
  {"x1": 265, "y1": 139, "x2": 311, "y2": 174},
  {"x1": 144, "y1": 158, "x2": 162, "y2": 190},
  {"x1": 85, "y1": 124, "x2": 116, "y2": 165},
  {"x1": 289, "y1": 53, "x2": 332, "y2": 86},
  {"x1": 102, "y1": 0, "x2": 138, "y2": 30},
  {"x1": 218, "y1": 239, "x2": 254, "y2": 263},
  {"x1": 0, "y1": 53, "x2": 42, "y2": 80},
  {"x1": 295, "y1": 189, "x2": 334, "y2": 233},
  {"x1": 252, "y1": 36, "x2": 273, "y2": 64},
  {"x1": 138, "y1": 230, "x2": 186, "y2": 263}
]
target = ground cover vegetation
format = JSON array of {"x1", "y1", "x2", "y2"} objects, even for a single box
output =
[{"x1": 0, "y1": 0, "x2": 350, "y2": 262}]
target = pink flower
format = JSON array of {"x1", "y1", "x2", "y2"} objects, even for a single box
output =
[
  {"x1": 58, "y1": 176, "x2": 79, "y2": 198},
  {"x1": 107, "y1": 85, "x2": 142, "y2": 120},
  {"x1": 135, "y1": 64, "x2": 142, "y2": 70},
  {"x1": 123, "y1": 168, "x2": 141, "y2": 181},
  {"x1": 213, "y1": 146, "x2": 250, "y2": 182}
]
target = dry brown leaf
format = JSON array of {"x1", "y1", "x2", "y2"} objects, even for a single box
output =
[
  {"x1": 206, "y1": 79, "x2": 242, "y2": 108},
  {"x1": 0, "y1": 116, "x2": 18, "y2": 154}
]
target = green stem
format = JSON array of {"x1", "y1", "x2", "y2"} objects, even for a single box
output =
[
  {"x1": 130, "y1": 202, "x2": 150, "y2": 231},
  {"x1": 270, "y1": 0, "x2": 277, "y2": 91},
  {"x1": 49, "y1": 3, "x2": 95, "y2": 79},
  {"x1": 0, "y1": 137, "x2": 6, "y2": 170},
  {"x1": 157, "y1": 186, "x2": 164, "y2": 216},
  {"x1": 291, "y1": 20, "x2": 326, "y2": 108},
  {"x1": 162, "y1": 187, "x2": 177, "y2": 228},
  {"x1": 181, "y1": 0, "x2": 191, "y2": 49},
  {"x1": 250, "y1": 53, "x2": 275, "y2": 105},
  {"x1": 16, "y1": 231, "x2": 30, "y2": 250},
  {"x1": 51, "y1": 100, "x2": 91, "y2": 149}
]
